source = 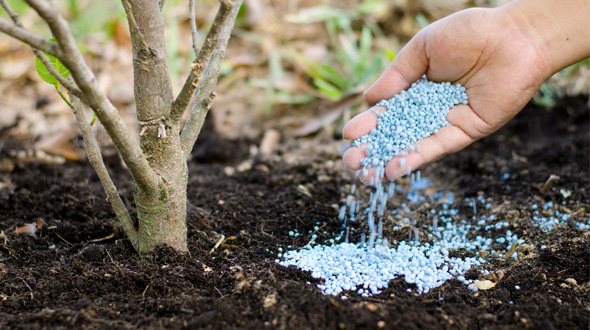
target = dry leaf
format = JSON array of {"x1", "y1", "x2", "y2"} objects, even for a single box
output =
[
  {"x1": 364, "y1": 302, "x2": 379, "y2": 312},
  {"x1": 111, "y1": 19, "x2": 131, "y2": 47},
  {"x1": 34, "y1": 128, "x2": 81, "y2": 161},
  {"x1": 1, "y1": 58, "x2": 32, "y2": 80},
  {"x1": 471, "y1": 280, "x2": 497, "y2": 291},
  {"x1": 297, "y1": 184, "x2": 312, "y2": 199},
  {"x1": 14, "y1": 219, "x2": 44, "y2": 237}
]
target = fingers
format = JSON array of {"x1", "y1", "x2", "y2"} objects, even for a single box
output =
[
  {"x1": 342, "y1": 106, "x2": 386, "y2": 184},
  {"x1": 363, "y1": 30, "x2": 429, "y2": 105},
  {"x1": 344, "y1": 105, "x2": 479, "y2": 183},
  {"x1": 384, "y1": 124, "x2": 474, "y2": 181},
  {"x1": 342, "y1": 106, "x2": 386, "y2": 140},
  {"x1": 343, "y1": 145, "x2": 385, "y2": 185},
  {"x1": 342, "y1": 144, "x2": 367, "y2": 170}
]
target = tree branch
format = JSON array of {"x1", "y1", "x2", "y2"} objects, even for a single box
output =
[
  {"x1": 189, "y1": 0, "x2": 199, "y2": 56},
  {"x1": 67, "y1": 92, "x2": 139, "y2": 250},
  {"x1": 179, "y1": 77, "x2": 216, "y2": 157},
  {"x1": 23, "y1": 0, "x2": 160, "y2": 192},
  {"x1": 179, "y1": 52, "x2": 222, "y2": 156},
  {"x1": 0, "y1": 18, "x2": 62, "y2": 58},
  {"x1": 120, "y1": 0, "x2": 146, "y2": 46},
  {"x1": 170, "y1": 0, "x2": 242, "y2": 123},
  {"x1": 36, "y1": 51, "x2": 83, "y2": 98},
  {"x1": 122, "y1": 0, "x2": 173, "y2": 123},
  {"x1": 0, "y1": 0, "x2": 82, "y2": 98}
]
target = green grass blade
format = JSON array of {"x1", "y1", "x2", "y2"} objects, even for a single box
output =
[{"x1": 314, "y1": 77, "x2": 342, "y2": 101}]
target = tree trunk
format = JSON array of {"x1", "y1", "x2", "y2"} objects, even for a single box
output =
[
  {"x1": 123, "y1": 0, "x2": 188, "y2": 252},
  {"x1": 135, "y1": 125, "x2": 188, "y2": 252}
]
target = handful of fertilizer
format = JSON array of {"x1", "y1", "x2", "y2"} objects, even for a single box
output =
[{"x1": 354, "y1": 77, "x2": 468, "y2": 177}]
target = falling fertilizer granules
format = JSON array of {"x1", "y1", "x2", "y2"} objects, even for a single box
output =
[{"x1": 277, "y1": 79, "x2": 590, "y2": 297}]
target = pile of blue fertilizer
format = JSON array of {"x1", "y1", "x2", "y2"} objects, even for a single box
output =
[{"x1": 354, "y1": 78, "x2": 467, "y2": 170}]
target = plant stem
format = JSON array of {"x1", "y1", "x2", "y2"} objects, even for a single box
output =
[
  {"x1": 55, "y1": 84, "x2": 72, "y2": 108},
  {"x1": 24, "y1": 0, "x2": 160, "y2": 193},
  {"x1": 170, "y1": 0, "x2": 242, "y2": 123},
  {"x1": 67, "y1": 92, "x2": 139, "y2": 250}
]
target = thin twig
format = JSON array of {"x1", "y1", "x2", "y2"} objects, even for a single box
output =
[
  {"x1": 38, "y1": 55, "x2": 83, "y2": 98},
  {"x1": 540, "y1": 174, "x2": 560, "y2": 193},
  {"x1": 18, "y1": 277, "x2": 34, "y2": 300},
  {"x1": 170, "y1": 0, "x2": 242, "y2": 123},
  {"x1": 209, "y1": 234, "x2": 226, "y2": 254},
  {"x1": 23, "y1": 0, "x2": 159, "y2": 193},
  {"x1": 180, "y1": 0, "x2": 242, "y2": 157},
  {"x1": 67, "y1": 92, "x2": 139, "y2": 249},
  {"x1": 0, "y1": 18, "x2": 62, "y2": 58},
  {"x1": 0, "y1": 0, "x2": 19, "y2": 22},
  {"x1": 53, "y1": 232, "x2": 72, "y2": 245},
  {"x1": 189, "y1": 0, "x2": 199, "y2": 56},
  {"x1": 0, "y1": 0, "x2": 82, "y2": 98}
]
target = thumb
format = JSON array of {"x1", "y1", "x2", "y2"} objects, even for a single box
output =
[{"x1": 364, "y1": 30, "x2": 429, "y2": 105}]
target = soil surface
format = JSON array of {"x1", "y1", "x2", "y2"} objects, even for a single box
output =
[{"x1": 0, "y1": 97, "x2": 588, "y2": 329}]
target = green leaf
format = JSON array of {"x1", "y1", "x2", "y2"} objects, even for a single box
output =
[
  {"x1": 357, "y1": 57, "x2": 382, "y2": 87},
  {"x1": 275, "y1": 91, "x2": 315, "y2": 105},
  {"x1": 359, "y1": 25, "x2": 372, "y2": 65},
  {"x1": 268, "y1": 51, "x2": 283, "y2": 83},
  {"x1": 317, "y1": 63, "x2": 347, "y2": 90},
  {"x1": 357, "y1": 0, "x2": 387, "y2": 15},
  {"x1": 314, "y1": 78, "x2": 342, "y2": 101},
  {"x1": 295, "y1": 55, "x2": 348, "y2": 91},
  {"x1": 166, "y1": 16, "x2": 180, "y2": 81},
  {"x1": 415, "y1": 13, "x2": 429, "y2": 29},
  {"x1": 354, "y1": 25, "x2": 373, "y2": 79},
  {"x1": 34, "y1": 39, "x2": 70, "y2": 87},
  {"x1": 385, "y1": 49, "x2": 396, "y2": 61}
]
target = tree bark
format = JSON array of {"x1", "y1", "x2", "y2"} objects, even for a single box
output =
[{"x1": 134, "y1": 125, "x2": 188, "y2": 252}]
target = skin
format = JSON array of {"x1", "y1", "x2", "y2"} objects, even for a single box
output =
[{"x1": 342, "y1": 0, "x2": 590, "y2": 184}]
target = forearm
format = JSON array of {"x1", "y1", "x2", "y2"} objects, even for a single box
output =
[{"x1": 502, "y1": 0, "x2": 590, "y2": 77}]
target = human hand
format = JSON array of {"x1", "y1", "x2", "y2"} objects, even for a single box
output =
[{"x1": 342, "y1": 6, "x2": 553, "y2": 184}]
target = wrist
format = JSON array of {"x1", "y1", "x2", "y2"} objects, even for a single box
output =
[{"x1": 500, "y1": 0, "x2": 590, "y2": 76}]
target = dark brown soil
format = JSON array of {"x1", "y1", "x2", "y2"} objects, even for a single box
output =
[{"x1": 0, "y1": 97, "x2": 588, "y2": 329}]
